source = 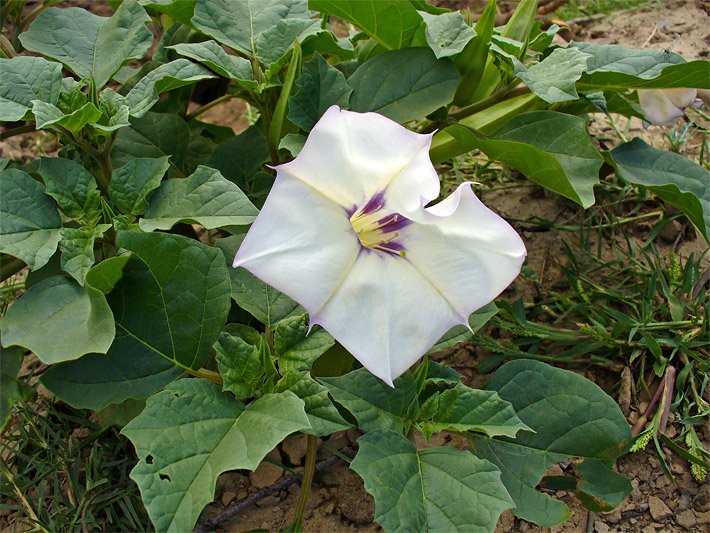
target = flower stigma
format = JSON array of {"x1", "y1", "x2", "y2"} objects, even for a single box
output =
[{"x1": 349, "y1": 193, "x2": 411, "y2": 257}]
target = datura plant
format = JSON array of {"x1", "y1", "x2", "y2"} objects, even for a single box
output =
[{"x1": 0, "y1": 0, "x2": 707, "y2": 531}]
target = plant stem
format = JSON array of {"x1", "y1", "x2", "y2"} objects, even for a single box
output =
[
  {"x1": 186, "y1": 94, "x2": 234, "y2": 120},
  {"x1": 1, "y1": 256, "x2": 26, "y2": 282},
  {"x1": 292, "y1": 435, "x2": 318, "y2": 527},
  {"x1": 0, "y1": 124, "x2": 35, "y2": 140},
  {"x1": 450, "y1": 83, "x2": 529, "y2": 121},
  {"x1": 0, "y1": 34, "x2": 17, "y2": 58},
  {"x1": 188, "y1": 367, "x2": 223, "y2": 385}
]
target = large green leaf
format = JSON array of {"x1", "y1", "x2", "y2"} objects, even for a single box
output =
[
  {"x1": 255, "y1": 17, "x2": 321, "y2": 65},
  {"x1": 37, "y1": 157, "x2": 101, "y2": 220},
  {"x1": 309, "y1": 0, "x2": 423, "y2": 50},
  {"x1": 122, "y1": 380, "x2": 309, "y2": 532},
  {"x1": 469, "y1": 360, "x2": 631, "y2": 527},
  {"x1": 191, "y1": 0, "x2": 309, "y2": 59},
  {"x1": 139, "y1": 166, "x2": 258, "y2": 232},
  {"x1": 108, "y1": 156, "x2": 171, "y2": 216},
  {"x1": 125, "y1": 59, "x2": 216, "y2": 117},
  {"x1": 515, "y1": 47, "x2": 591, "y2": 103},
  {"x1": 420, "y1": 382, "x2": 529, "y2": 438},
  {"x1": 0, "y1": 168, "x2": 61, "y2": 270},
  {"x1": 0, "y1": 56, "x2": 63, "y2": 122},
  {"x1": 1, "y1": 346, "x2": 34, "y2": 432},
  {"x1": 19, "y1": 0, "x2": 152, "y2": 88},
  {"x1": 275, "y1": 371, "x2": 350, "y2": 436},
  {"x1": 436, "y1": 111, "x2": 603, "y2": 207},
  {"x1": 275, "y1": 313, "x2": 335, "y2": 373},
  {"x1": 110, "y1": 231, "x2": 231, "y2": 370},
  {"x1": 214, "y1": 324, "x2": 268, "y2": 400},
  {"x1": 429, "y1": 302, "x2": 498, "y2": 353},
  {"x1": 348, "y1": 47, "x2": 460, "y2": 123},
  {"x1": 418, "y1": 10, "x2": 476, "y2": 59},
  {"x1": 572, "y1": 42, "x2": 710, "y2": 90},
  {"x1": 288, "y1": 53, "x2": 352, "y2": 131},
  {"x1": 112, "y1": 112, "x2": 190, "y2": 174},
  {"x1": 321, "y1": 368, "x2": 419, "y2": 433},
  {"x1": 139, "y1": 0, "x2": 196, "y2": 25},
  {"x1": 41, "y1": 330, "x2": 183, "y2": 411},
  {"x1": 216, "y1": 235, "x2": 303, "y2": 328},
  {"x1": 351, "y1": 429, "x2": 513, "y2": 532},
  {"x1": 610, "y1": 138, "x2": 710, "y2": 241},
  {"x1": 1, "y1": 275, "x2": 114, "y2": 364},
  {"x1": 168, "y1": 41, "x2": 254, "y2": 83}
]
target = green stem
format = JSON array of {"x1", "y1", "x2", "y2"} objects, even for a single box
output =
[
  {"x1": 1, "y1": 256, "x2": 26, "y2": 282},
  {"x1": 0, "y1": 124, "x2": 35, "y2": 140},
  {"x1": 450, "y1": 83, "x2": 529, "y2": 121},
  {"x1": 186, "y1": 94, "x2": 234, "y2": 120},
  {"x1": 0, "y1": 33, "x2": 17, "y2": 58},
  {"x1": 292, "y1": 435, "x2": 318, "y2": 527}
]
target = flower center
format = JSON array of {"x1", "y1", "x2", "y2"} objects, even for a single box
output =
[{"x1": 349, "y1": 194, "x2": 411, "y2": 257}]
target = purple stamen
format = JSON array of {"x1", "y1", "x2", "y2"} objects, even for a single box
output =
[{"x1": 377, "y1": 212, "x2": 412, "y2": 233}]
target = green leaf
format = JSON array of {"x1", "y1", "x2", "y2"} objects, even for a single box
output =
[
  {"x1": 256, "y1": 17, "x2": 321, "y2": 64},
  {"x1": 126, "y1": 59, "x2": 216, "y2": 117},
  {"x1": 275, "y1": 371, "x2": 350, "y2": 436},
  {"x1": 122, "y1": 380, "x2": 309, "y2": 532},
  {"x1": 108, "y1": 156, "x2": 171, "y2": 216},
  {"x1": 19, "y1": 0, "x2": 152, "y2": 89},
  {"x1": 275, "y1": 313, "x2": 335, "y2": 373},
  {"x1": 1, "y1": 346, "x2": 35, "y2": 432},
  {"x1": 85, "y1": 255, "x2": 132, "y2": 294},
  {"x1": 112, "y1": 112, "x2": 190, "y2": 173},
  {"x1": 429, "y1": 302, "x2": 498, "y2": 353},
  {"x1": 1, "y1": 275, "x2": 114, "y2": 364},
  {"x1": 278, "y1": 132, "x2": 306, "y2": 156},
  {"x1": 215, "y1": 324, "x2": 267, "y2": 400},
  {"x1": 418, "y1": 10, "x2": 476, "y2": 59},
  {"x1": 168, "y1": 41, "x2": 254, "y2": 83},
  {"x1": 288, "y1": 53, "x2": 352, "y2": 131},
  {"x1": 191, "y1": 0, "x2": 310, "y2": 59},
  {"x1": 59, "y1": 224, "x2": 111, "y2": 284},
  {"x1": 94, "y1": 88, "x2": 131, "y2": 133},
  {"x1": 0, "y1": 168, "x2": 61, "y2": 270},
  {"x1": 515, "y1": 47, "x2": 591, "y2": 103},
  {"x1": 41, "y1": 329, "x2": 183, "y2": 411},
  {"x1": 320, "y1": 368, "x2": 419, "y2": 433},
  {"x1": 469, "y1": 360, "x2": 631, "y2": 527},
  {"x1": 610, "y1": 138, "x2": 710, "y2": 241},
  {"x1": 139, "y1": 165, "x2": 258, "y2": 232},
  {"x1": 37, "y1": 157, "x2": 101, "y2": 220},
  {"x1": 216, "y1": 235, "x2": 303, "y2": 328},
  {"x1": 309, "y1": 0, "x2": 423, "y2": 50},
  {"x1": 0, "y1": 56, "x2": 63, "y2": 122},
  {"x1": 572, "y1": 42, "x2": 710, "y2": 90},
  {"x1": 420, "y1": 382, "x2": 529, "y2": 438},
  {"x1": 575, "y1": 459, "x2": 633, "y2": 512},
  {"x1": 207, "y1": 126, "x2": 270, "y2": 191},
  {"x1": 351, "y1": 429, "x2": 513, "y2": 532},
  {"x1": 438, "y1": 111, "x2": 603, "y2": 207},
  {"x1": 139, "y1": 0, "x2": 196, "y2": 25},
  {"x1": 348, "y1": 47, "x2": 460, "y2": 123},
  {"x1": 110, "y1": 231, "x2": 231, "y2": 370},
  {"x1": 32, "y1": 99, "x2": 101, "y2": 134}
]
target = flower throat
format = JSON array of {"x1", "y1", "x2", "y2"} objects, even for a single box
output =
[{"x1": 349, "y1": 193, "x2": 411, "y2": 257}]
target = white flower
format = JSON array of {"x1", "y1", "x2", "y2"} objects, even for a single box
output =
[
  {"x1": 638, "y1": 88, "x2": 701, "y2": 125},
  {"x1": 234, "y1": 106, "x2": 526, "y2": 385}
]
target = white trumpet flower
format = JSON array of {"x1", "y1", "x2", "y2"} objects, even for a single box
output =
[
  {"x1": 638, "y1": 88, "x2": 701, "y2": 125},
  {"x1": 234, "y1": 106, "x2": 526, "y2": 385}
]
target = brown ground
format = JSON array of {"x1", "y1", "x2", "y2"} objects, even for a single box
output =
[{"x1": 1, "y1": 1, "x2": 708, "y2": 532}]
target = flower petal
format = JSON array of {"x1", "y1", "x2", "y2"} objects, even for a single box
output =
[
  {"x1": 312, "y1": 251, "x2": 461, "y2": 385},
  {"x1": 280, "y1": 106, "x2": 439, "y2": 209},
  {"x1": 638, "y1": 89, "x2": 686, "y2": 125},
  {"x1": 664, "y1": 88, "x2": 698, "y2": 109},
  {"x1": 403, "y1": 183, "x2": 526, "y2": 319},
  {"x1": 233, "y1": 174, "x2": 360, "y2": 315}
]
